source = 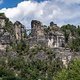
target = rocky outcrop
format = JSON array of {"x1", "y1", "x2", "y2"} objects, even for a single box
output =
[
  {"x1": 14, "y1": 21, "x2": 26, "y2": 40},
  {"x1": 0, "y1": 14, "x2": 6, "y2": 28},
  {"x1": 0, "y1": 14, "x2": 12, "y2": 51},
  {"x1": 0, "y1": 13, "x2": 65, "y2": 51},
  {"x1": 0, "y1": 13, "x2": 75, "y2": 68},
  {"x1": 31, "y1": 20, "x2": 45, "y2": 45},
  {"x1": 0, "y1": 13, "x2": 27, "y2": 52},
  {"x1": 31, "y1": 20, "x2": 44, "y2": 37},
  {"x1": 49, "y1": 21, "x2": 60, "y2": 31},
  {"x1": 30, "y1": 20, "x2": 65, "y2": 48}
]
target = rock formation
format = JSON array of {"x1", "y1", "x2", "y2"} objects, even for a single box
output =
[
  {"x1": 0, "y1": 14, "x2": 26, "y2": 51},
  {"x1": 0, "y1": 14, "x2": 12, "y2": 51},
  {"x1": 31, "y1": 20, "x2": 45, "y2": 45},
  {"x1": 30, "y1": 20, "x2": 65, "y2": 48},
  {"x1": 14, "y1": 21, "x2": 26, "y2": 40},
  {"x1": 0, "y1": 14, "x2": 5, "y2": 28},
  {"x1": 0, "y1": 13, "x2": 65, "y2": 50},
  {"x1": 0, "y1": 13, "x2": 74, "y2": 68},
  {"x1": 31, "y1": 20, "x2": 45, "y2": 38}
]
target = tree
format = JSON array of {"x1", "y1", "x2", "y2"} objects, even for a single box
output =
[
  {"x1": 54, "y1": 58, "x2": 80, "y2": 80},
  {"x1": 53, "y1": 69, "x2": 68, "y2": 80}
]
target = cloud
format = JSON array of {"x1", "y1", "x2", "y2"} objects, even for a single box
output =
[
  {"x1": 0, "y1": 0, "x2": 3, "y2": 4},
  {"x1": 59, "y1": 0, "x2": 80, "y2": 4},
  {"x1": 0, "y1": 0, "x2": 80, "y2": 29}
]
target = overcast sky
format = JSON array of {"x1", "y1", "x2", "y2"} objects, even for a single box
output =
[{"x1": 0, "y1": 0, "x2": 80, "y2": 28}]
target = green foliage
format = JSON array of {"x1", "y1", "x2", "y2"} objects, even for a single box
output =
[
  {"x1": 53, "y1": 69, "x2": 68, "y2": 80},
  {"x1": 54, "y1": 58, "x2": 80, "y2": 80},
  {"x1": 76, "y1": 26, "x2": 80, "y2": 37},
  {"x1": 69, "y1": 37, "x2": 80, "y2": 52},
  {"x1": 64, "y1": 30, "x2": 70, "y2": 43},
  {"x1": 61, "y1": 24, "x2": 80, "y2": 51},
  {"x1": 68, "y1": 58, "x2": 80, "y2": 80},
  {"x1": 44, "y1": 27, "x2": 49, "y2": 34},
  {"x1": 61, "y1": 24, "x2": 76, "y2": 34},
  {"x1": 0, "y1": 13, "x2": 80, "y2": 80},
  {"x1": 0, "y1": 13, "x2": 5, "y2": 17},
  {"x1": 0, "y1": 56, "x2": 62, "y2": 80},
  {"x1": 11, "y1": 40, "x2": 29, "y2": 54},
  {"x1": 0, "y1": 44, "x2": 63, "y2": 80},
  {"x1": 23, "y1": 30, "x2": 27, "y2": 38},
  {"x1": 61, "y1": 24, "x2": 76, "y2": 43},
  {"x1": 5, "y1": 18, "x2": 14, "y2": 35}
]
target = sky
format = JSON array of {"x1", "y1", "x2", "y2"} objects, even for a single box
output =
[{"x1": 0, "y1": 0, "x2": 80, "y2": 29}]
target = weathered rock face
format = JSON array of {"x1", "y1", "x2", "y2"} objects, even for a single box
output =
[
  {"x1": 47, "y1": 22, "x2": 65, "y2": 48},
  {"x1": 0, "y1": 16, "x2": 5, "y2": 28},
  {"x1": 14, "y1": 21, "x2": 26, "y2": 40},
  {"x1": 14, "y1": 21, "x2": 22, "y2": 40},
  {"x1": 0, "y1": 13, "x2": 65, "y2": 50},
  {"x1": 47, "y1": 32, "x2": 65, "y2": 48},
  {"x1": 0, "y1": 15, "x2": 11, "y2": 51},
  {"x1": 31, "y1": 20, "x2": 44, "y2": 37},
  {"x1": 0, "y1": 32, "x2": 11, "y2": 44},
  {"x1": 31, "y1": 20, "x2": 45, "y2": 43},
  {"x1": 0, "y1": 13, "x2": 27, "y2": 51},
  {"x1": 30, "y1": 20, "x2": 65, "y2": 48},
  {"x1": 0, "y1": 13, "x2": 27, "y2": 53}
]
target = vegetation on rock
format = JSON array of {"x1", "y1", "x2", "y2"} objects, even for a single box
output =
[{"x1": 0, "y1": 13, "x2": 80, "y2": 80}]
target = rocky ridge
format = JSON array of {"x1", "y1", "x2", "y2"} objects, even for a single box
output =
[{"x1": 0, "y1": 13, "x2": 79, "y2": 68}]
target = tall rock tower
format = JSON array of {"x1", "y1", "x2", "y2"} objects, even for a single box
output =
[
  {"x1": 0, "y1": 13, "x2": 12, "y2": 51},
  {"x1": 0, "y1": 13, "x2": 5, "y2": 28},
  {"x1": 31, "y1": 20, "x2": 45, "y2": 42},
  {"x1": 14, "y1": 21, "x2": 26, "y2": 41}
]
